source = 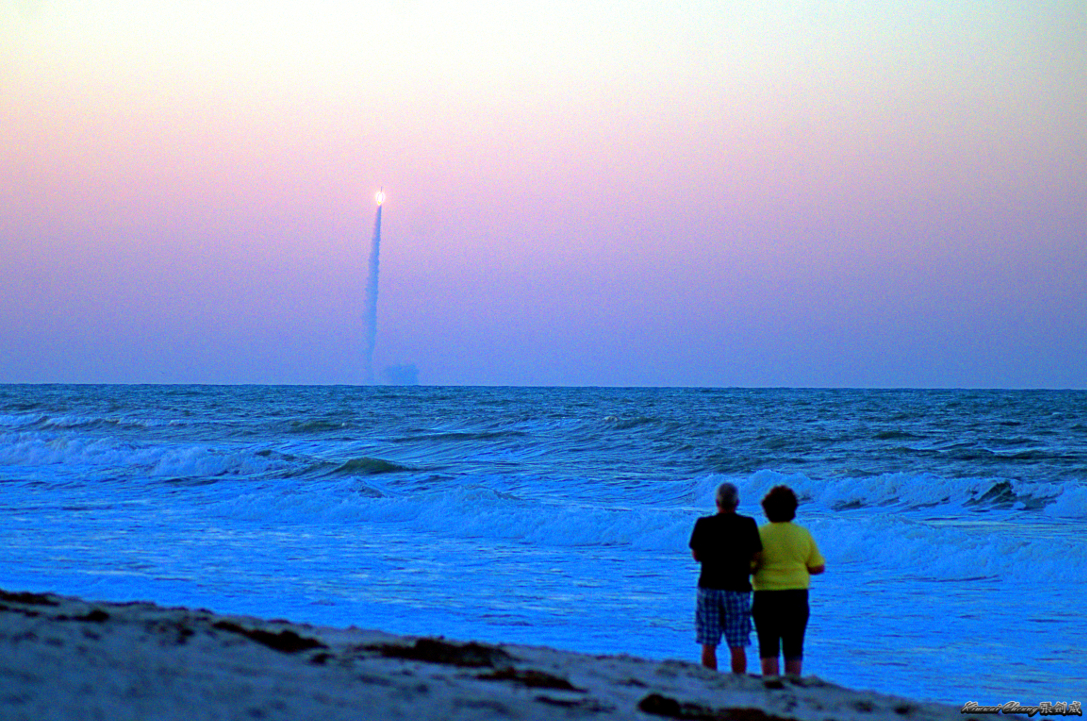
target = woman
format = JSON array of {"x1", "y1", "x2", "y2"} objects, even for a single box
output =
[{"x1": 752, "y1": 485, "x2": 825, "y2": 676}]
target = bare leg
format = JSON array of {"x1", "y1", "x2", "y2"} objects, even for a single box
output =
[
  {"x1": 784, "y1": 658, "x2": 802, "y2": 675},
  {"x1": 728, "y1": 646, "x2": 747, "y2": 674},
  {"x1": 700, "y1": 644, "x2": 718, "y2": 670},
  {"x1": 760, "y1": 657, "x2": 780, "y2": 676}
]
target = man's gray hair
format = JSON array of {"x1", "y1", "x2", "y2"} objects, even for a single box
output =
[{"x1": 715, "y1": 482, "x2": 739, "y2": 508}]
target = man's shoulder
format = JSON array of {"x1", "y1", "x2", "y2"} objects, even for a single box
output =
[
  {"x1": 727, "y1": 513, "x2": 759, "y2": 529},
  {"x1": 736, "y1": 514, "x2": 762, "y2": 546},
  {"x1": 690, "y1": 514, "x2": 714, "y2": 542},
  {"x1": 693, "y1": 514, "x2": 716, "y2": 528},
  {"x1": 691, "y1": 513, "x2": 719, "y2": 536},
  {"x1": 699, "y1": 513, "x2": 760, "y2": 532}
]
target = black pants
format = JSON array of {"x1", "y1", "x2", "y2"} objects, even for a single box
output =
[{"x1": 752, "y1": 589, "x2": 809, "y2": 661}]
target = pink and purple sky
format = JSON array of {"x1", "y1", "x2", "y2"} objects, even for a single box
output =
[{"x1": 3, "y1": 1, "x2": 1084, "y2": 387}]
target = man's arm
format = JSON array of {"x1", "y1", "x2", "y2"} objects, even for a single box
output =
[
  {"x1": 807, "y1": 564, "x2": 825, "y2": 575},
  {"x1": 689, "y1": 519, "x2": 702, "y2": 562}
]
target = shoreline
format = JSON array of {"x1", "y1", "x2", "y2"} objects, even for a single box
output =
[{"x1": 1, "y1": 588, "x2": 982, "y2": 720}]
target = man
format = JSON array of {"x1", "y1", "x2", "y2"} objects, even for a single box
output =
[{"x1": 689, "y1": 482, "x2": 762, "y2": 673}]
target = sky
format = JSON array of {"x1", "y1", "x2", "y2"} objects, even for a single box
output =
[{"x1": 3, "y1": 1, "x2": 1085, "y2": 388}]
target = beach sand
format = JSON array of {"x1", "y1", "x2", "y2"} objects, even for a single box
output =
[{"x1": 1, "y1": 589, "x2": 978, "y2": 721}]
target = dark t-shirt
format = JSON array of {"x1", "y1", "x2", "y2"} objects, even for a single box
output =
[{"x1": 689, "y1": 512, "x2": 762, "y2": 591}]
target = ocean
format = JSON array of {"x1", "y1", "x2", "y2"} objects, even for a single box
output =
[{"x1": 1, "y1": 384, "x2": 1083, "y2": 705}]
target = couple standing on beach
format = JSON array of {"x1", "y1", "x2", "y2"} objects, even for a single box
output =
[{"x1": 689, "y1": 483, "x2": 825, "y2": 676}]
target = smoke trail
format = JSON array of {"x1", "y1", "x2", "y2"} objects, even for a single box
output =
[{"x1": 363, "y1": 192, "x2": 383, "y2": 384}]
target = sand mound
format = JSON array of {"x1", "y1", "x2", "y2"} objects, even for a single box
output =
[{"x1": 0, "y1": 589, "x2": 977, "y2": 721}]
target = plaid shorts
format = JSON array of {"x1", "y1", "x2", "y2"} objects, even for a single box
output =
[{"x1": 695, "y1": 588, "x2": 752, "y2": 647}]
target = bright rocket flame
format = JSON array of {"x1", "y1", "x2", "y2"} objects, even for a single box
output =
[{"x1": 375, "y1": 189, "x2": 386, "y2": 206}]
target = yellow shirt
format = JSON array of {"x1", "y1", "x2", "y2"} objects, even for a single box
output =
[{"x1": 752, "y1": 522, "x2": 825, "y2": 591}]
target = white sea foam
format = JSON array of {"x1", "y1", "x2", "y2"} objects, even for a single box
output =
[
  {"x1": 134, "y1": 464, "x2": 1086, "y2": 589},
  {"x1": 1043, "y1": 482, "x2": 1087, "y2": 517}
]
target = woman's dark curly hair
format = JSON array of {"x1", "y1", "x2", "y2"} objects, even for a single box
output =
[{"x1": 761, "y1": 485, "x2": 798, "y2": 522}]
